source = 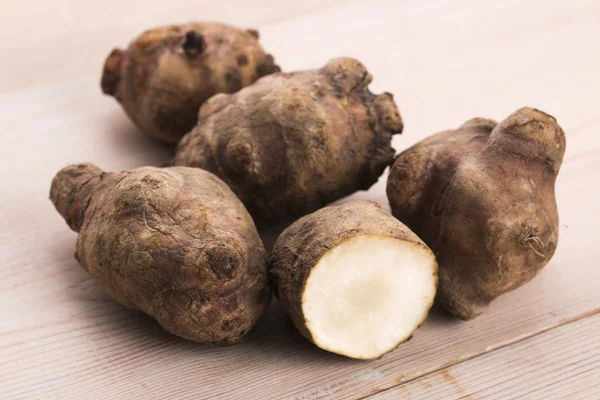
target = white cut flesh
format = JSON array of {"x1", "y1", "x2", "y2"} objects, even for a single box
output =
[{"x1": 302, "y1": 235, "x2": 437, "y2": 359}]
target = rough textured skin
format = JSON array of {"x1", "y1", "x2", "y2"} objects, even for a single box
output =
[
  {"x1": 174, "y1": 58, "x2": 404, "y2": 226},
  {"x1": 268, "y1": 200, "x2": 437, "y2": 350},
  {"x1": 387, "y1": 107, "x2": 566, "y2": 320},
  {"x1": 101, "y1": 23, "x2": 280, "y2": 144},
  {"x1": 50, "y1": 163, "x2": 269, "y2": 344}
]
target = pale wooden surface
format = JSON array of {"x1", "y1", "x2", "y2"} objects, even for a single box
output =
[
  {"x1": 1, "y1": 0, "x2": 599, "y2": 399},
  {"x1": 371, "y1": 314, "x2": 600, "y2": 400}
]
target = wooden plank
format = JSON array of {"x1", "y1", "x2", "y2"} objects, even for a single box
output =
[
  {"x1": 0, "y1": 0, "x2": 351, "y2": 93},
  {"x1": 369, "y1": 313, "x2": 600, "y2": 400},
  {"x1": 1, "y1": 0, "x2": 599, "y2": 399}
]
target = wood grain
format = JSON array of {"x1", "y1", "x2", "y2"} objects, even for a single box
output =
[
  {"x1": 0, "y1": 0, "x2": 350, "y2": 93},
  {"x1": 370, "y1": 313, "x2": 600, "y2": 400},
  {"x1": 1, "y1": 0, "x2": 599, "y2": 399}
]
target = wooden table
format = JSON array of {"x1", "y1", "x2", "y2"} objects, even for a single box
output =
[{"x1": 2, "y1": 0, "x2": 599, "y2": 398}]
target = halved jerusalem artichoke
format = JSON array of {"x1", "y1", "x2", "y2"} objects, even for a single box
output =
[{"x1": 268, "y1": 201, "x2": 437, "y2": 359}]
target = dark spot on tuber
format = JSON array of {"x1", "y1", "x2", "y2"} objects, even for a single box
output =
[
  {"x1": 225, "y1": 140, "x2": 254, "y2": 176},
  {"x1": 237, "y1": 54, "x2": 249, "y2": 66},
  {"x1": 183, "y1": 31, "x2": 206, "y2": 58},
  {"x1": 221, "y1": 320, "x2": 234, "y2": 332},
  {"x1": 207, "y1": 246, "x2": 240, "y2": 279},
  {"x1": 225, "y1": 70, "x2": 243, "y2": 92}
]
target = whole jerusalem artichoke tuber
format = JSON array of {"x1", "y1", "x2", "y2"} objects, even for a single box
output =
[{"x1": 50, "y1": 163, "x2": 269, "y2": 344}]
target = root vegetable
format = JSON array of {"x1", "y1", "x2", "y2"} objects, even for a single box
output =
[
  {"x1": 101, "y1": 23, "x2": 280, "y2": 144},
  {"x1": 387, "y1": 107, "x2": 566, "y2": 320},
  {"x1": 50, "y1": 163, "x2": 269, "y2": 344},
  {"x1": 268, "y1": 201, "x2": 437, "y2": 359},
  {"x1": 174, "y1": 57, "x2": 403, "y2": 226}
]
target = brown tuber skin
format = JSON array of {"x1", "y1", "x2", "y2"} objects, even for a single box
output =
[
  {"x1": 50, "y1": 163, "x2": 269, "y2": 344},
  {"x1": 387, "y1": 107, "x2": 566, "y2": 320},
  {"x1": 101, "y1": 23, "x2": 280, "y2": 144},
  {"x1": 174, "y1": 57, "x2": 403, "y2": 226}
]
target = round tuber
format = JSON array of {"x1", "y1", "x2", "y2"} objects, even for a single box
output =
[
  {"x1": 268, "y1": 201, "x2": 438, "y2": 359},
  {"x1": 387, "y1": 107, "x2": 566, "y2": 320},
  {"x1": 50, "y1": 163, "x2": 269, "y2": 344},
  {"x1": 101, "y1": 22, "x2": 280, "y2": 144},
  {"x1": 174, "y1": 57, "x2": 404, "y2": 226}
]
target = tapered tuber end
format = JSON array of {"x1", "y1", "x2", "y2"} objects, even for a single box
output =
[
  {"x1": 460, "y1": 117, "x2": 498, "y2": 132},
  {"x1": 101, "y1": 49, "x2": 124, "y2": 97},
  {"x1": 50, "y1": 163, "x2": 104, "y2": 232},
  {"x1": 374, "y1": 92, "x2": 404, "y2": 134},
  {"x1": 492, "y1": 106, "x2": 566, "y2": 170},
  {"x1": 182, "y1": 31, "x2": 206, "y2": 58},
  {"x1": 322, "y1": 58, "x2": 373, "y2": 95},
  {"x1": 359, "y1": 92, "x2": 403, "y2": 191}
]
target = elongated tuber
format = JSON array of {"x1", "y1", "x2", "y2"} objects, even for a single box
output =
[
  {"x1": 268, "y1": 201, "x2": 437, "y2": 359},
  {"x1": 102, "y1": 22, "x2": 280, "y2": 143},
  {"x1": 50, "y1": 163, "x2": 269, "y2": 344},
  {"x1": 387, "y1": 107, "x2": 566, "y2": 320},
  {"x1": 174, "y1": 58, "x2": 403, "y2": 226}
]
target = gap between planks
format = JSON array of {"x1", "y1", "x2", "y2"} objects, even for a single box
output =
[{"x1": 359, "y1": 306, "x2": 600, "y2": 399}]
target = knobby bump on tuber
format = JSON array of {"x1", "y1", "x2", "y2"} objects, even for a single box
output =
[
  {"x1": 50, "y1": 163, "x2": 269, "y2": 344},
  {"x1": 102, "y1": 22, "x2": 280, "y2": 144},
  {"x1": 174, "y1": 57, "x2": 403, "y2": 226},
  {"x1": 268, "y1": 201, "x2": 438, "y2": 359},
  {"x1": 387, "y1": 107, "x2": 566, "y2": 320}
]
